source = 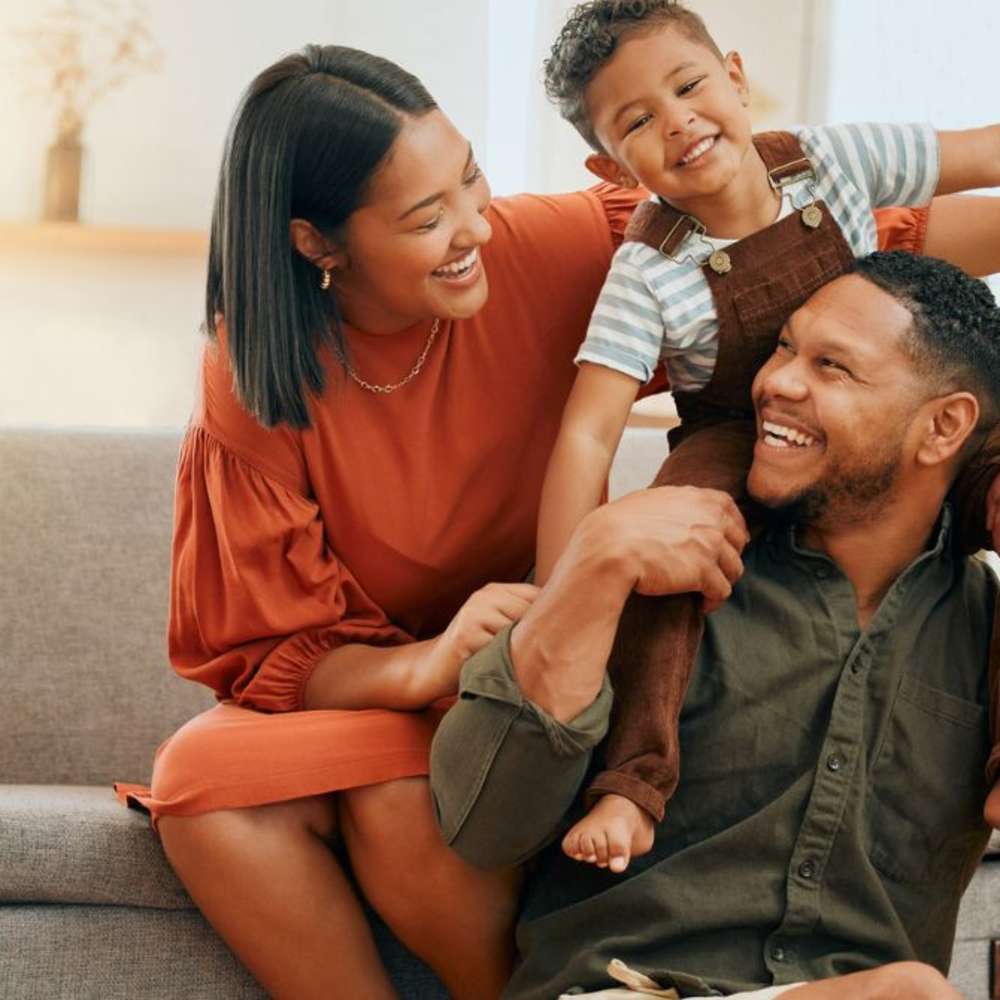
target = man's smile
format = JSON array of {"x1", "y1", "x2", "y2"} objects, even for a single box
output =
[{"x1": 756, "y1": 408, "x2": 823, "y2": 452}]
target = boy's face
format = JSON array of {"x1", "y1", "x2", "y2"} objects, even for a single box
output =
[{"x1": 584, "y1": 26, "x2": 753, "y2": 212}]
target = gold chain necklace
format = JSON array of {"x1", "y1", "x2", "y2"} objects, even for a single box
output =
[{"x1": 346, "y1": 318, "x2": 441, "y2": 395}]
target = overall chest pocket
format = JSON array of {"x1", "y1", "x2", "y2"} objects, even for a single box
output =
[
  {"x1": 728, "y1": 243, "x2": 849, "y2": 360},
  {"x1": 866, "y1": 674, "x2": 989, "y2": 885}
]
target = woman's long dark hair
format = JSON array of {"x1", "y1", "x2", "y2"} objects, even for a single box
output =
[{"x1": 205, "y1": 45, "x2": 437, "y2": 427}]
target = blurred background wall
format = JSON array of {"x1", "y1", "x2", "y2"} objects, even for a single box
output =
[{"x1": 1, "y1": 0, "x2": 997, "y2": 429}]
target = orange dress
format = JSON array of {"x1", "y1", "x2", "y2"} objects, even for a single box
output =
[{"x1": 116, "y1": 194, "x2": 928, "y2": 822}]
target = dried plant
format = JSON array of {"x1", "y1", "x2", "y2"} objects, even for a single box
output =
[{"x1": 15, "y1": 0, "x2": 162, "y2": 145}]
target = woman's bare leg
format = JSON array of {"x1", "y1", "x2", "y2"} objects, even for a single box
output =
[
  {"x1": 340, "y1": 776, "x2": 521, "y2": 1000},
  {"x1": 158, "y1": 795, "x2": 396, "y2": 1000}
]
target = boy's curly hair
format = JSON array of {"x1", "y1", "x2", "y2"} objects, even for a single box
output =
[{"x1": 543, "y1": 0, "x2": 723, "y2": 152}]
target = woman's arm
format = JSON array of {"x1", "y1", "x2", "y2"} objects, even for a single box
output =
[
  {"x1": 923, "y1": 194, "x2": 1000, "y2": 277},
  {"x1": 170, "y1": 421, "x2": 541, "y2": 713},
  {"x1": 937, "y1": 126, "x2": 1000, "y2": 196},
  {"x1": 535, "y1": 363, "x2": 641, "y2": 584},
  {"x1": 303, "y1": 582, "x2": 539, "y2": 710}
]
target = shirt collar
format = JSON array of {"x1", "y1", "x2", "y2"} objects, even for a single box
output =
[{"x1": 765, "y1": 504, "x2": 953, "y2": 561}]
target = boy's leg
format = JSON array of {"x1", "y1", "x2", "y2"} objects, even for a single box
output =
[{"x1": 564, "y1": 420, "x2": 757, "y2": 872}]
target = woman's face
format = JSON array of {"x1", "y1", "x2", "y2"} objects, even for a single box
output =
[{"x1": 331, "y1": 110, "x2": 493, "y2": 333}]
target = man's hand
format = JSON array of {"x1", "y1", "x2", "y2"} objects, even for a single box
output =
[
  {"x1": 584, "y1": 485, "x2": 749, "y2": 611},
  {"x1": 512, "y1": 485, "x2": 748, "y2": 721}
]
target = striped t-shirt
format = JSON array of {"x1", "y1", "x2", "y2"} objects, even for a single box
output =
[{"x1": 576, "y1": 123, "x2": 940, "y2": 391}]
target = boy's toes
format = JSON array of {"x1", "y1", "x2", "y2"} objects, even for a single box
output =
[
  {"x1": 594, "y1": 831, "x2": 612, "y2": 868},
  {"x1": 561, "y1": 828, "x2": 582, "y2": 860},
  {"x1": 607, "y1": 827, "x2": 631, "y2": 873}
]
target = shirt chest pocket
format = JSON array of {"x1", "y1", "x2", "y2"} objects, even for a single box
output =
[{"x1": 866, "y1": 674, "x2": 989, "y2": 885}]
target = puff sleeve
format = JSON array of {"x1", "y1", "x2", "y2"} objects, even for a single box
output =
[
  {"x1": 874, "y1": 204, "x2": 930, "y2": 253},
  {"x1": 168, "y1": 425, "x2": 412, "y2": 713}
]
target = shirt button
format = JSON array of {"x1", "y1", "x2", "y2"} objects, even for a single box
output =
[
  {"x1": 826, "y1": 753, "x2": 844, "y2": 772},
  {"x1": 850, "y1": 660, "x2": 863, "y2": 674},
  {"x1": 771, "y1": 945, "x2": 786, "y2": 962},
  {"x1": 798, "y1": 859, "x2": 818, "y2": 880}
]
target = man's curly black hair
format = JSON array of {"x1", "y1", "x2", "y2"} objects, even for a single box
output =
[
  {"x1": 543, "y1": 0, "x2": 723, "y2": 152},
  {"x1": 854, "y1": 251, "x2": 1000, "y2": 427}
]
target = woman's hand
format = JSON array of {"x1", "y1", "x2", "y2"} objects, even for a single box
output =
[{"x1": 419, "y1": 583, "x2": 541, "y2": 703}]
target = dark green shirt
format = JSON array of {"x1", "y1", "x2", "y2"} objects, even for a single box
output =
[{"x1": 430, "y1": 509, "x2": 995, "y2": 999}]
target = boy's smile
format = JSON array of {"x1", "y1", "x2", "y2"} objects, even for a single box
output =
[{"x1": 584, "y1": 27, "x2": 764, "y2": 233}]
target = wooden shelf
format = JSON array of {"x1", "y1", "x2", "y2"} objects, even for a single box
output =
[{"x1": 0, "y1": 222, "x2": 208, "y2": 257}]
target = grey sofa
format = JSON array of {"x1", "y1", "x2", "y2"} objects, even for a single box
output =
[
  {"x1": 0, "y1": 427, "x2": 445, "y2": 999},
  {"x1": 1, "y1": 425, "x2": 998, "y2": 999}
]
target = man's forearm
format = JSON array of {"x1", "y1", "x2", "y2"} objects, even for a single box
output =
[{"x1": 513, "y1": 515, "x2": 634, "y2": 720}]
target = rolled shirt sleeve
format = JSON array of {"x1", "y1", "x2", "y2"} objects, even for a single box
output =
[{"x1": 430, "y1": 625, "x2": 613, "y2": 869}]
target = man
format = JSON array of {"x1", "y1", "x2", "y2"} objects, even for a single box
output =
[{"x1": 430, "y1": 252, "x2": 1000, "y2": 1000}]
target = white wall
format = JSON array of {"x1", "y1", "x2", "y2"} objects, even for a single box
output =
[
  {"x1": 826, "y1": 0, "x2": 999, "y2": 129},
  {"x1": 1, "y1": 0, "x2": 488, "y2": 227},
  {"x1": 825, "y1": 0, "x2": 1000, "y2": 301}
]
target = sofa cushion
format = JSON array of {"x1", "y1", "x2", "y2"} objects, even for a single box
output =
[
  {"x1": 1, "y1": 903, "x2": 448, "y2": 999},
  {"x1": 0, "y1": 785, "x2": 192, "y2": 909},
  {"x1": 0, "y1": 428, "x2": 214, "y2": 786}
]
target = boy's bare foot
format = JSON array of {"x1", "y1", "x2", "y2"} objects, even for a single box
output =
[{"x1": 561, "y1": 793, "x2": 655, "y2": 873}]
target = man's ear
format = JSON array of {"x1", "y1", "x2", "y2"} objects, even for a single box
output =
[
  {"x1": 724, "y1": 50, "x2": 750, "y2": 107},
  {"x1": 290, "y1": 218, "x2": 348, "y2": 271},
  {"x1": 914, "y1": 392, "x2": 981, "y2": 467},
  {"x1": 584, "y1": 153, "x2": 638, "y2": 189}
]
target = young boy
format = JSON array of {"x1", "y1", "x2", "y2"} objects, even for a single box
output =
[{"x1": 536, "y1": 0, "x2": 1000, "y2": 873}]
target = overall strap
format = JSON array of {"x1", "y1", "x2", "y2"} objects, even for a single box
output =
[
  {"x1": 622, "y1": 131, "x2": 819, "y2": 257},
  {"x1": 753, "y1": 130, "x2": 816, "y2": 190},
  {"x1": 623, "y1": 198, "x2": 702, "y2": 258}
]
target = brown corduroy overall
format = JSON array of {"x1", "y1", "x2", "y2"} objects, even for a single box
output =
[{"x1": 586, "y1": 131, "x2": 1000, "y2": 821}]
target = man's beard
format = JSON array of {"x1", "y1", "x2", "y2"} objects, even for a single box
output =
[{"x1": 770, "y1": 446, "x2": 902, "y2": 527}]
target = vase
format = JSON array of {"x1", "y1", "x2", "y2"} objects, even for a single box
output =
[{"x1": 43, "y1": 135, "x2": 84, "y2": 223}]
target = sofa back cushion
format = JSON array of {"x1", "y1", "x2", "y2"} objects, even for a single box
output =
[{"x1": 1, "y1": 427, "x2": 214, "y2": 784}]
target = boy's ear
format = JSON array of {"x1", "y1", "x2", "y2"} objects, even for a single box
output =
[
  {"x1": 584, "y1": 153, "x2": 638, "y2": 189},
  {"x1": 724, "y1": 50, "x2": 750, "y2": 107},
  {"x1": 290, "y1": 218, "x2": 348, "y2": 271}
]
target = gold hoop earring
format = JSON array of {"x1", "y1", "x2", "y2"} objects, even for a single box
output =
[{"x1": 319, "y1": 268, "x2": 332, "y2": 291}]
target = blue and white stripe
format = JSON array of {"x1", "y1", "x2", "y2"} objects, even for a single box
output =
[{"x1": 576, "y1": 122, "x2": 939, "y2": 391}]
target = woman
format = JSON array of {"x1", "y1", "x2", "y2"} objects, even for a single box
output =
[{"x1": 116, "y1": 43, "x2": 999, "y2": 1000}]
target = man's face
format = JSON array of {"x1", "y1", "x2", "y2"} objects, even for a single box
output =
[{"x1": 748, "y1": 274, "x2": 925, "y2": 522}]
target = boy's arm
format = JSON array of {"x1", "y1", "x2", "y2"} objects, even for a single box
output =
[
  {"x1": 923, "y1": 194, "x2": 1000, "y2": 276},
  {"x1": 937, "y1": 126, "x2": 1000, "y2": 196},
  {"x1": 535, "y1": 362, "x2": 640, "y2": 585}
]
